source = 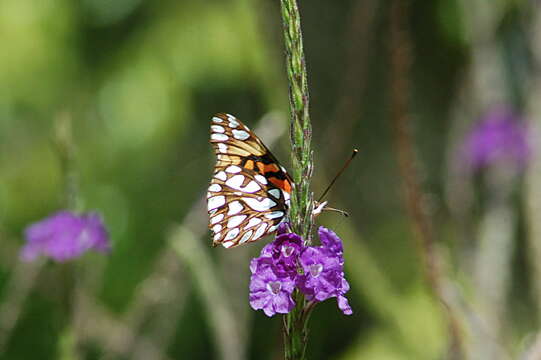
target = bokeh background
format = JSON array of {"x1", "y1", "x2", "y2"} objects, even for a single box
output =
[{"x1": 1, "y1": 0, "x2": 541, "y2": 359}]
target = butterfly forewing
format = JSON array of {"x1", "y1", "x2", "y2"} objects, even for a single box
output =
[{"x1": 207, "y1": 113, "x2": 292, "y2": 248}]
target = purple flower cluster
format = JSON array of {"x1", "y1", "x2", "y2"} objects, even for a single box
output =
[
  {"x1": 249, "y1": 224, "x2": 352, "y2": 317},
  {"x1": 21, "y1": 210, "x2": 110, "y2": 262},
  {"x1": 464, "y1": 105, "x2": 531, "y2": 172}
]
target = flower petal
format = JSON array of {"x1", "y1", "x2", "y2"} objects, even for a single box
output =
[{"x1": 338, "y1": 295, "x2": 353, "y2": 315}]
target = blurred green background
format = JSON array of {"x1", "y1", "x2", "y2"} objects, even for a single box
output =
[{"x1": 1, "y1": 0, "x2": 541, "y2": 359}]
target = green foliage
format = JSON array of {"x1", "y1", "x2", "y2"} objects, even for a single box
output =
[{"x1": 0, "y1": 0, "x2": 539, "y2": 359}]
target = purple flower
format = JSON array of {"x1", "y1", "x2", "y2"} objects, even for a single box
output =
[
  {"x1": 21, "y1": 210, "x2": 110, "y2": 262},
  {"x1": 249, "y1": 257, "x2": 296, "y2": 317},
  {"x1": 297, "y1": 227, "x2": 352, "y2": 315},
  {"x1": 276, "y1": 221, "x2": 291, "y2": 236},
  {"x1": 319, "y1": 227, "x2": 344, "y2": 264},
  {"x1": 464, "y1": 105, "x2": 531, "y2": 171},
  {"x1": 337, "y1": 293, "x2": 353, "y2": 315},
  {"x1": 297, "y1": 246, "x2": 341, "y2": 300},
  {"x1": 248, "y1": 230, "x2": 301, "y2": 317},
  {"x1": 260, "y1": 230, "x2": 303, "y2": 278},
  {"x1": 249, "y1": 225, "x2": 353, "y2": 316}
]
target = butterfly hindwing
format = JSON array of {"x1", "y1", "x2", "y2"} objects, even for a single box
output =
[{"x1": 207, "y1": 113, "x2": 292, "y2": 248}]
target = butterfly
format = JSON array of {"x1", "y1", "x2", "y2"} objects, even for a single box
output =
[{"x1": 207, "y1": 113, "x2": 293, "y2": 248}]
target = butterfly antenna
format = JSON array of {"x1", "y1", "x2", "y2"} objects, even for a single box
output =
[
  {"x1": 317, "y1": 149, "x2": 358, "y2": 203},
  {"x1": 322, "y1": 206, "x2": 350, "y2": 217}
]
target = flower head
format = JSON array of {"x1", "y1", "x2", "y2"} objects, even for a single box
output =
[
  {"x1": 295, "y1": 227, "x2": 352, "y2": 315},
  {"x1": 464, "y1": 105, "x2": 531, "y2": 172},
  {"x1": 296, "y1": 246, "x2": 342, "y2": 301},
  {"x1": 249, "y1": 225, "x2": 352, "y2": 316},
  {"x1": 21, "y1": 210, "x2": 110, "y2": 262},
  {"x1": 249, "y1": 257, "x2": 296, "y2": 317},
  {"x1": 260, "y1": 230, "x2": 303, "y2": 278}
]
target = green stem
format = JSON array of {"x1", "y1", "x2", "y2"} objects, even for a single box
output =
[
  {"x1": 283, "y1": 292, "x2": 311, "y2": 360},
  {"x1": 279, "y1": 0, "x2": 314, "y2": 359},
  {"x1": 280, "y1": 0, "x2": 313, "y2": 242},
  {"x1": 54, "y1": 113, "x2": 81, "y2": 359},
  {"x1": 54, "y1": 112, "x2": 78, "y2": 211},
  {"x1": 388, "y1": 1, "x2": 464, "y2": 357}
]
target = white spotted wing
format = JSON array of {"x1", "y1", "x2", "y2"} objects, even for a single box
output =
[{"x1": 207, "y1": 113, "x2": 292, "y2": 248}]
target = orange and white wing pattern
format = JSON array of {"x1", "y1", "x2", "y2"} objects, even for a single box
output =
[{"x1": 207, "y1": 113, "x2": 293, "y2": 248}]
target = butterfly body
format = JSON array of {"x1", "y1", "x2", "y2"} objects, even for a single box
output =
[{"x1": 207, "y1": 113, "x2": 293, "y2": 248}]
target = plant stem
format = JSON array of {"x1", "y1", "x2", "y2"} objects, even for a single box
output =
[
  {"x1": 283, "y1": 291, "x2": 310, "y2": 360},
  {"x1": 388, "y1": 1, "x2": 464, "y2": 358},
  {"x1": 280, "y1": 0, "x2": 313, "y2": 241},
  {"x1": 54, "y1": 112, "x2": 78, "y2": 211},
  {"x1": 54, "y1": 113, "x2": 82, "y2": 359},
  {"x1": 279, "y1": 0, "x2": 313, "y2": 359}
]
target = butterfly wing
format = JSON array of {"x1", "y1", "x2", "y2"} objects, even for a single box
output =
[{"x1": 207, "y1": 113, "x2": 293, "y2": 248}]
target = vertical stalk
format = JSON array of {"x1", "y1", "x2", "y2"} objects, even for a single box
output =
[
  {"x1": 280, "y1": 0, "x2": 313, "y2": 241},
  {"x1": 55, "y1": 112, "x2": 78, "y2": 211},
  {"x1": 279, "y1": 0, "x2": 313, "y2": 359},
  {"x1": 54, "y1": 113, "x2": 81, "y2": 360},
  {"x1": 526, "y1": 0, "x2": 541, "y2": 327},
  {"x1": 388, "y1": 1, "x2": 464, "y2": 358}
]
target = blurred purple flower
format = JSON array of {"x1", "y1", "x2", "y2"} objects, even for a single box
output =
[
  {"x1": 249, "y1": 257, "x2": 296, "y2": 317},
  {"x1": 464, "y1": 106, "x2": 531, "y2": 171},
  {"x1": 249, "y1": 225, "x2": 352, "y2": 316},
  {"x1": 21, "y1": 210, "x2": 110, "y2": 262}
]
